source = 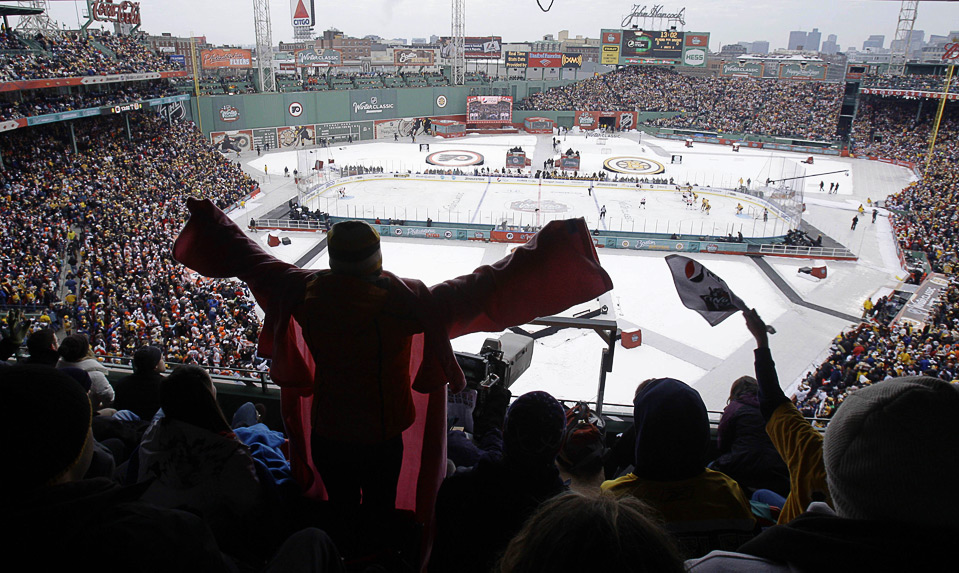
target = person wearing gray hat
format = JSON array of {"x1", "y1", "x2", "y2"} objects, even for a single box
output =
[{"x1": 687, "y1": 314, "x2": 959, "y2": 572}]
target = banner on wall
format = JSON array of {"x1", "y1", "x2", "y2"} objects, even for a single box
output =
[
  {"x1": 439, "y1": 36, "x2": 502, "y2": 59},
  {"x1": 373, "y1": 117, "x2": 417, "y2": 139},
  {"x1": 350, "y1": 89, "x2": 397, "y2": 121},
  {"x1": 211, "y1": 130, "x2": 253, "y2": 153},
  {"x1": 201, "y1": 49, "x2": 252, "y2": 69},
  {"x1": 528, "y1": 52, "x2": 562, "y2": 68},
  {"x1": 505, "y1": 51, "x2": 529, "y2": 68},
  {"x1": 393, "y1": 49, "x2": 435, "y2": 66},
  {"x1": 573, "y1": 110, "x2": 638, "y2": 130},
  {"x1": 252, "y1": 128, "x2": 279, "y2": 150},
  {"x1": 296, "y1": 48, "x2": 342, "y2": 67},
  {"x1": 277, "y1": 125, "x2": 317, "y2": 148}
]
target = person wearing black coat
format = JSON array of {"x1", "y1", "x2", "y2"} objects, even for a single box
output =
[{"x1": 710, "y1": 376, "x2": 790, "y2": 497}]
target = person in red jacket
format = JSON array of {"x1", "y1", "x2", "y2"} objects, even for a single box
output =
[{"x1": 173, "y1": 199, "x2": 613, "y2": 524}]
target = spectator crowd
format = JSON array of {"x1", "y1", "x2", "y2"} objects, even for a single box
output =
[
  {"x1": 1, "y1": 114, "x2": 263, "y2": 376},
  {"x1": 0, "y1": 30, "x2": 178, "y2": 83},
  {"x1": 518, "y1": 66, "x2": 844, "y2": 141}
]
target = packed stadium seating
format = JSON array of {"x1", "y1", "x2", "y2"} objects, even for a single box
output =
[
  {"x1": 2, "y1": 24, "x2": 958, "y2": 571},
  {"x1": 0, "y1": 30, "x2": 177, "y2": 81},
  {"x1": 518, "y1": 66, "x2": 844, "y2": 141}
]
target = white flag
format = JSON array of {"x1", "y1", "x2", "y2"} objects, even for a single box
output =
[{"x1": 664, "y1": 255, "x2": 747, "y2": 326}]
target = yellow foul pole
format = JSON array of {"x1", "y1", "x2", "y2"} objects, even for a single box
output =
[{"x1": 924, "y1": 42, "x2": 959, "y2": 175}]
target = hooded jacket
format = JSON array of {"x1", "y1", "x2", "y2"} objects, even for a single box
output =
[{"x1": 601, "y1": 378, "x2": 756, "y2": 557}]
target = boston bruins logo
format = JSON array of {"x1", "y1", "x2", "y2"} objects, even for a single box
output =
[{"x1": 603, "y1": 156, "x2": 666, "y2": 175}]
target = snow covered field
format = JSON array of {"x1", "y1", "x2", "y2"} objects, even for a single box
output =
[{"x1": 232, "y1": 131, "x2": 917, "y2": 412}]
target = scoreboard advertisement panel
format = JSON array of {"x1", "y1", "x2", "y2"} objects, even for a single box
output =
[
  {"x1": 601, "y1": 29, "x2": 708, "y2": 67},
  {"x1": 467, "y1": 95, "x2": 513, "y2": 124}
]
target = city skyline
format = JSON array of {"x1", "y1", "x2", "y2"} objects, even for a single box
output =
[{"x1": 26, "y1": 0, "x2": 959, "y2": 53}]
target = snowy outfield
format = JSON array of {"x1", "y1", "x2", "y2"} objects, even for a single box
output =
[{"x1": 232, "y1": 132, "x2": 917, "y2": 412}]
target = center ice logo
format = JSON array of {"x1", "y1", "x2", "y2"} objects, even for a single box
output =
[
  {"x1": 426, "y1": 150, "x2": 485, "y2": 167},
  {"x1": 603, "y1": 156, "x2": 666, "y2": 175}
]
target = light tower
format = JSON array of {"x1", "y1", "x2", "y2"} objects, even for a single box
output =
[
  {"x1": 888, "y1": 1, "x2": 919, "y2": 76},
  {"x1": 15, "y1": 0, "x2": 61, "y2": 37},
  {"x1": 451, "y1": 0, "x2": 466, "y2": 85},
  {"x1": 253, "y1": 0, "x2": 276, "y2": 92}
]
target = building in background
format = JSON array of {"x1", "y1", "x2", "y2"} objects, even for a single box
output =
[
  {"x1": 806, "y1": 28, "x2": 822, "y2": 52},
  {"x1": 863, "y1": 35, "x2": 885, "y2": 50},
  {"x1": 821, "y1": 34, "x2": 839, "y2": 55},
  {"x1": 788, "y1": 30, "x2": 807, "y2": 50},
  {"x1": 144, "y1": 32, "x2": 208, "y2": 75}
]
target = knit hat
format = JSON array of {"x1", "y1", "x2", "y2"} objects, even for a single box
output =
[
  {"x1": 327, "y1": 220, "x2": 382, "y2": 276},
  {"x1": 503, "y1": 391, "x2": 567, "y2": 467},
  {"x1": 823, "y1": 376, "x2": 959, "y2": 530},
  {"x1": 133, "y1": 345, "x2": 163, "y2": 374},
  {"x1": 0, "y1": 365, "x2": 92, "y2": 489}
]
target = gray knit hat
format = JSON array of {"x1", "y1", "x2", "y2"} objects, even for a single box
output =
[{"x1": 823, "y1": 376, "x2": 959, "y2": 529}]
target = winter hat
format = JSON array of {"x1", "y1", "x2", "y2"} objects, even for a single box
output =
[
  {"x1": 633, "y1": 378, "x2": 709, "y2": 481},
  {"x1": 327, "y1": 220, "x2": 382, "y2": 276},
  {"x1": 823, "y1": 376, "x2": 959, "y2": 530},
  {"x1": 504, "y1": 391, "x2": 567, "y2": 467},
  {"x1": 59, "y1": 367, "x2": 93, "y2": 392},
  {"x1": 0, "y1": 365, "x2": 92, "y2": 489},
  {"x1": 133, "y1": 345, "x2": 163, "y2": 374}
]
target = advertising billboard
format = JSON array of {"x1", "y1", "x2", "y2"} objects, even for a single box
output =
[
  {"x1": 721, "y1": 61, "x2": 764, "y2": 77},
  {"x1": 505, "y1": 51, "x2": 529, "y2": 68},
  {"x1": 778, "y1": 62, "x2": 828, "y2": 81},
  {"x1": 291, "y1": 0, "x2": 315, "y2": 26},
  {"x1": 393, "y1": 48, "x2": 436, "y2": 66},
  {"x1": 467, "y1": 95, "x2": 513, "y2": 124},
  {"x1": 527, "y1": 52, "x2": 562, "y2": 68},
  {"x1": 440, "y1": 36, "x2": 502, "y2": 59},
  {"x1": 201, "y1": 49, "x2": 252, "y2": 69},
  {"x1": 296, "y1": 48, "x2": 342, "y2": 67},
  {"x1": 562, "y1": 53, "x2": 584, "y2": 68},
  {"x1": 602, "y1": 29, "x2": 708, "y2": 67}
]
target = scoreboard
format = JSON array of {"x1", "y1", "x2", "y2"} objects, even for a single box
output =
[
  {"x1": 602, "y1": 29, "x2": 709, "y2": 67},
  {"x1": 622, "y1": 30, "x2": 683, "y2": 59}
]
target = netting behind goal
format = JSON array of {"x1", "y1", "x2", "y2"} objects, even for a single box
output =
[{"x1": 755, "y1": 156, "x2": 806, "y2": 230}]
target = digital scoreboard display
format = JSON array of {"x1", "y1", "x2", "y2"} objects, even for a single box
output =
[
  {"x1": 467, "y1": 95, "x2": 513, "y2": 124},
  {"x1": 601, "y1": 29, "x2": 709, "y2": 67},
  {"x1": 622, "y1": 30, "x2": 684, "y2": 59}
]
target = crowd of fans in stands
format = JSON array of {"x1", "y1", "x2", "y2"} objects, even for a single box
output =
[
  {"x1": 0, "y1": 81, "x2": 179, "y2": 121},
  {"x1": 860, "y1": 72, "x2": 948, "y2": 91},
  {"x1": 1, "y1": 30, "x2": 959, "y2": 572},
  {"x1": 1, "y1": 114, "x2": 263, "y2": 375},
  {"x1": 0, "y1": 30, "x2": 177, "y2": 82},
  {"x1": 795, "y1": 96, "x2": 958, "y2": 417},
  {"x1": 518, "y1": 66, "x2": 844, "y2": 141}
]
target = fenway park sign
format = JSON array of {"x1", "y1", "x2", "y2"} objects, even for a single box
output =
[{"x1": 90, "y1": 1, "x2": 141, "y2": 26}]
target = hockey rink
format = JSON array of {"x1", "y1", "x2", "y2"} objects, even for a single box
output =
[
  {"x1": 249, "y1": 133, "x2": 867, "y2": 238},
  {"x1": 232, "y1": 131, "x2": 917, "y2": 412}
]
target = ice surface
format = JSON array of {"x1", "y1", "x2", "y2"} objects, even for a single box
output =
[{"x1": 239, "y1": 132, "x2": 917, "y2": 411}]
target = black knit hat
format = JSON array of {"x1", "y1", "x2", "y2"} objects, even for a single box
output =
[
  {"x1": 0, "y1": 365, "x2": 92, "y2": 489},
  {"x1": 327, "y1": 220, "x2": 382, "y2": 276}
]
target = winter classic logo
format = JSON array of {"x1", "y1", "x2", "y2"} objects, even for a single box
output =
[
  {"x1": 219, "y1": 105, "x2": 239, "y2": 122},
  {"x1": 426, "y1": 150, "x2": 485, "y2": 167},
  {"x1": 603, "y1": 156, "x2": 666, "y2": 175}
]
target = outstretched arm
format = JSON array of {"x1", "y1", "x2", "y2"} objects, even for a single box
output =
[{"x1": 431, "y1": 218, "x2": 613, "y2": 339}]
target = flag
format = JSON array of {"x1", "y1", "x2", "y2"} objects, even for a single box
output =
[{"x1": 664, "y1": 255, "x2": 747, "y2": 326}]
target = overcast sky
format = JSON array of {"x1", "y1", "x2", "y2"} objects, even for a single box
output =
[{"x1": 31, "y1": 0, "x2": 959, "y2": 51}]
